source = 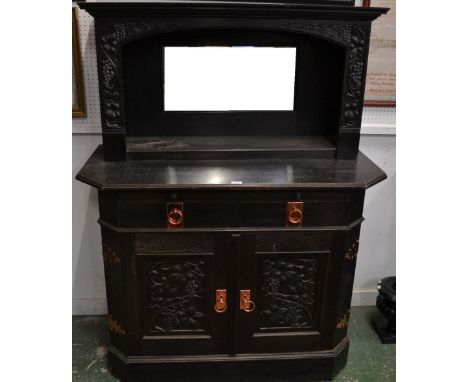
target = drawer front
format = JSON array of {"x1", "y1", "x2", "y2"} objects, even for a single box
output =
[
  {"x1": 110, "y1": 190, "x2": 358, "y2": 229},
  {"x1": 239, "y1": 198, "x2": 351, "y2": 227},
  {"x1": 117, "y1": 199, "x2": 238, "y2": 228}
]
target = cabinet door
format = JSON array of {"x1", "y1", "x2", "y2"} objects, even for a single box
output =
[
  {"x1": 236, "y1": 231, "x2": 341, "y2": 354},
  {"x1": 135, "y1": 232, "x2": 231, "y2": 356}
]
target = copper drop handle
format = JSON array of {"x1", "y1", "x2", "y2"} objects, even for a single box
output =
[
  {"x1": 288, "y1": 208, "x2": 303, "y2": 225},
  {"x1": 287, "y1": 201, "x2": 303, "y2": 226},
  {"x1": 167, "y1": 204, "x2": 184, "y2": 228},
  {"x1": 214, "y1": 289, "x2": 227, "y2": 313},
  {"x1": 240, "y1": 289, "x2": 255, "y2": 312}
]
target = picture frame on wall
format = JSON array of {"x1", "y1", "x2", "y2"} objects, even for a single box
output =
[
  {"x1": 72, "y1": 7, "x2": 86, "y2": 118},
  {"x1": 363, "y1": 0, "x2": 396, "y2": 107}
]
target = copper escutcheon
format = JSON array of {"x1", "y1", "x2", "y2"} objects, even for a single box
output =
[
  {"x1": 240, "y1": 289, "x2": 255, "y2": 312},
  {"x1": 214, "y1": 289, "x2": 227, "y2": 313}
]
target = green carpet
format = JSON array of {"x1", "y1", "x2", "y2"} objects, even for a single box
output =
[{"x1": 72, "y1": 306, "x2": 395, "y2": 381}]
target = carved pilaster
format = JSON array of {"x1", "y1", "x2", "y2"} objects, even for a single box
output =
[{"x1": 340, "y1": 25, "x2": 369, "y2": 132}]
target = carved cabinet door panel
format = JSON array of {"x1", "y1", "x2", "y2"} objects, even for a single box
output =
[
  {"x1": 236, "y1": 231, "x2": 341, "y2": 354},
  {"x1": 135, "y1": 232, "x2": 231, "y2": 356}
]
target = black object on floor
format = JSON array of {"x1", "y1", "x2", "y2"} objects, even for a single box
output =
[{"x1": 372, "y1": 276, "x2": 396, "y2": 344}]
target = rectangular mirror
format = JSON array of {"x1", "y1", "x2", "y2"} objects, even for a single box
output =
[{"x1": 164, "y1": 47, "x2": 296, "y2": 111}]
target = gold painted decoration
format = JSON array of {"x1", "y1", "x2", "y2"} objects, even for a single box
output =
[
  {"x1": 107, "y1": 315, "x2": 126, "y2": 335},
  {"x1": 102, "y1": 243, "x2": 120, "y2": 264},
  {"x1": 344, "y1": 240, "x2": 359, "y2": 261},
  {"x1": 336, "y1": 309, "x2": 350, "y2": 329}
]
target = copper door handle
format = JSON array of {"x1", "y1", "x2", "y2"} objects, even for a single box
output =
[
  {"x1": 214, "y1": 289, "x2": 227, "y2": 313},
  {"x1": 240, "y1": 290, "x2": 255, "y2": 312}
]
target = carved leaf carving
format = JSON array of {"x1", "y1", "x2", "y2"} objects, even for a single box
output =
[
  {"x1": 97, "y1": 20, "x2": 193, "y2": 131},
  {"x1": 279, "y1": 22, "x2": 352, "y2": 45},
  {"x1": 259, "y1": 258, "x2": 319, "y2": 329},
  {"x1": 147, "y1": 260, "x2": 205, "y2": 332}
]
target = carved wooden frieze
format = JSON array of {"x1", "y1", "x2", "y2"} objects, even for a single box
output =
[
  {"x1": 340, "y1": 25, "x2": 369, "y2": 132},
  {"x1": 147, "y1": 260, "x2": 206, "y2": 332},
  {"x1": 95, "y1": 19, "x2": 369, "y2": 133},
  {"x1": 279, "y1": 22, "x2": 352, "y2": 45},
  {"x1": 259, "y1": 258, "x2": 319, "y2": 329}
]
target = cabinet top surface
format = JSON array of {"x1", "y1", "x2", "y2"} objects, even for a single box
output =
[
  {"x1": 80, "y1": 0, "x2": 354, "y2": 3},
  {"x1": 78, "y1": 0, "x2": 388, "y2": 19},
  {"x1": 76, "y1": 146, "x2": 386, "y2": 191}
]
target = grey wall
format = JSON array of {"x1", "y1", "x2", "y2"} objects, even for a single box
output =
[
  {"x1": 353, "y1": 135, "x2": 396, "y2": 305},
  {"x1": 72, "y1": 134, "x2": 396, "y2": 314}
]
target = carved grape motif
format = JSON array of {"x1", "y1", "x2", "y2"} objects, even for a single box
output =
[
  {"x1": 350, "y1": 34, "x2": 366, "y2": 58},
  {"x1": 341, "y1": 25, "x2": 368, "y2": 130},
  {"x1": 344, "y1": 100, "x2": 360, "y2": 121}
]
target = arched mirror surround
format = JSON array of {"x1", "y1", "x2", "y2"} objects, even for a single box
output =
[{"x1": 121, "y1": 29, "x2": 347, "y2": 138}]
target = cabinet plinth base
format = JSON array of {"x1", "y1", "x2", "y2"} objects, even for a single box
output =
[{"x1": 108, "y1": 337, "x2": 349, "y2": 382}]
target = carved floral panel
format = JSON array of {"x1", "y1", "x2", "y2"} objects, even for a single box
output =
[
  {"x1": 147, "y1": 260, "x2": 206, "y2": 332},
  {"x1": 259, "y1": 258, "x2": 319, "y2": 329}
]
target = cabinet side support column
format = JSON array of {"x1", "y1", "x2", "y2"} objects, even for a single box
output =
[{"x1": 337, "y1": 23, "x2": 371, "y2": 159}]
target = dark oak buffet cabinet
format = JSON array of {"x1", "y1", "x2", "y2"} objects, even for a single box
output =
[{"x1": 76, "y1": 1, "x2": 388, "y2": 380}]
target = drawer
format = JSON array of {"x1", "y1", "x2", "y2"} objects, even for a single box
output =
[
  {"x1": 240, "y1": 199, "x2": 351, "y2": 227},
  {"x1": 106, "y1": 190, "x2": 360, "y2": 229},
  {"x1": 118, "y1": 199, "x2": 238, "y2": 228}
]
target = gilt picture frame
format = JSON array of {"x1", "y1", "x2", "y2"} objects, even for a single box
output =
[
  {"x1": 72, "y1": 7, "x2": 86, "y2": 118},
  {"x1": 363, "y1": 0, "x2": 396, "y2": 107}
]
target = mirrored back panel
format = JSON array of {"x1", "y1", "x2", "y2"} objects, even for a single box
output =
[
  {"x1": 122, "y1": 29, "x2": 346, "y2": 137},
  {"x1": 164, "y1": 47, "x2": 296, "y2": 112}
]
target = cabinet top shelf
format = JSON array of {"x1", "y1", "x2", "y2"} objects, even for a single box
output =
[{"x1": 76, "y1": 145, "x2": 386, "y2": 191}]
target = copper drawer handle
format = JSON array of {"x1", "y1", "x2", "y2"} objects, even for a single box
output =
[
  {"x1": 167, "y1": 203, "x2": 184, "y2": 228},
  {"x1": 287, "y1": 202, "x2": 303, "y2": 226},
  {"x1": 214, "y1": 289, "x2": 227, "y2": 313},
  {"x1": 288, "y1": 208, "x2": 303, "y2": 225},
  {"x1": 240, "y1": 289, "x2": 255, "y2": 312},
  {"x1": 168, "y1": 208, "x2": 183, "y2": 226}
]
